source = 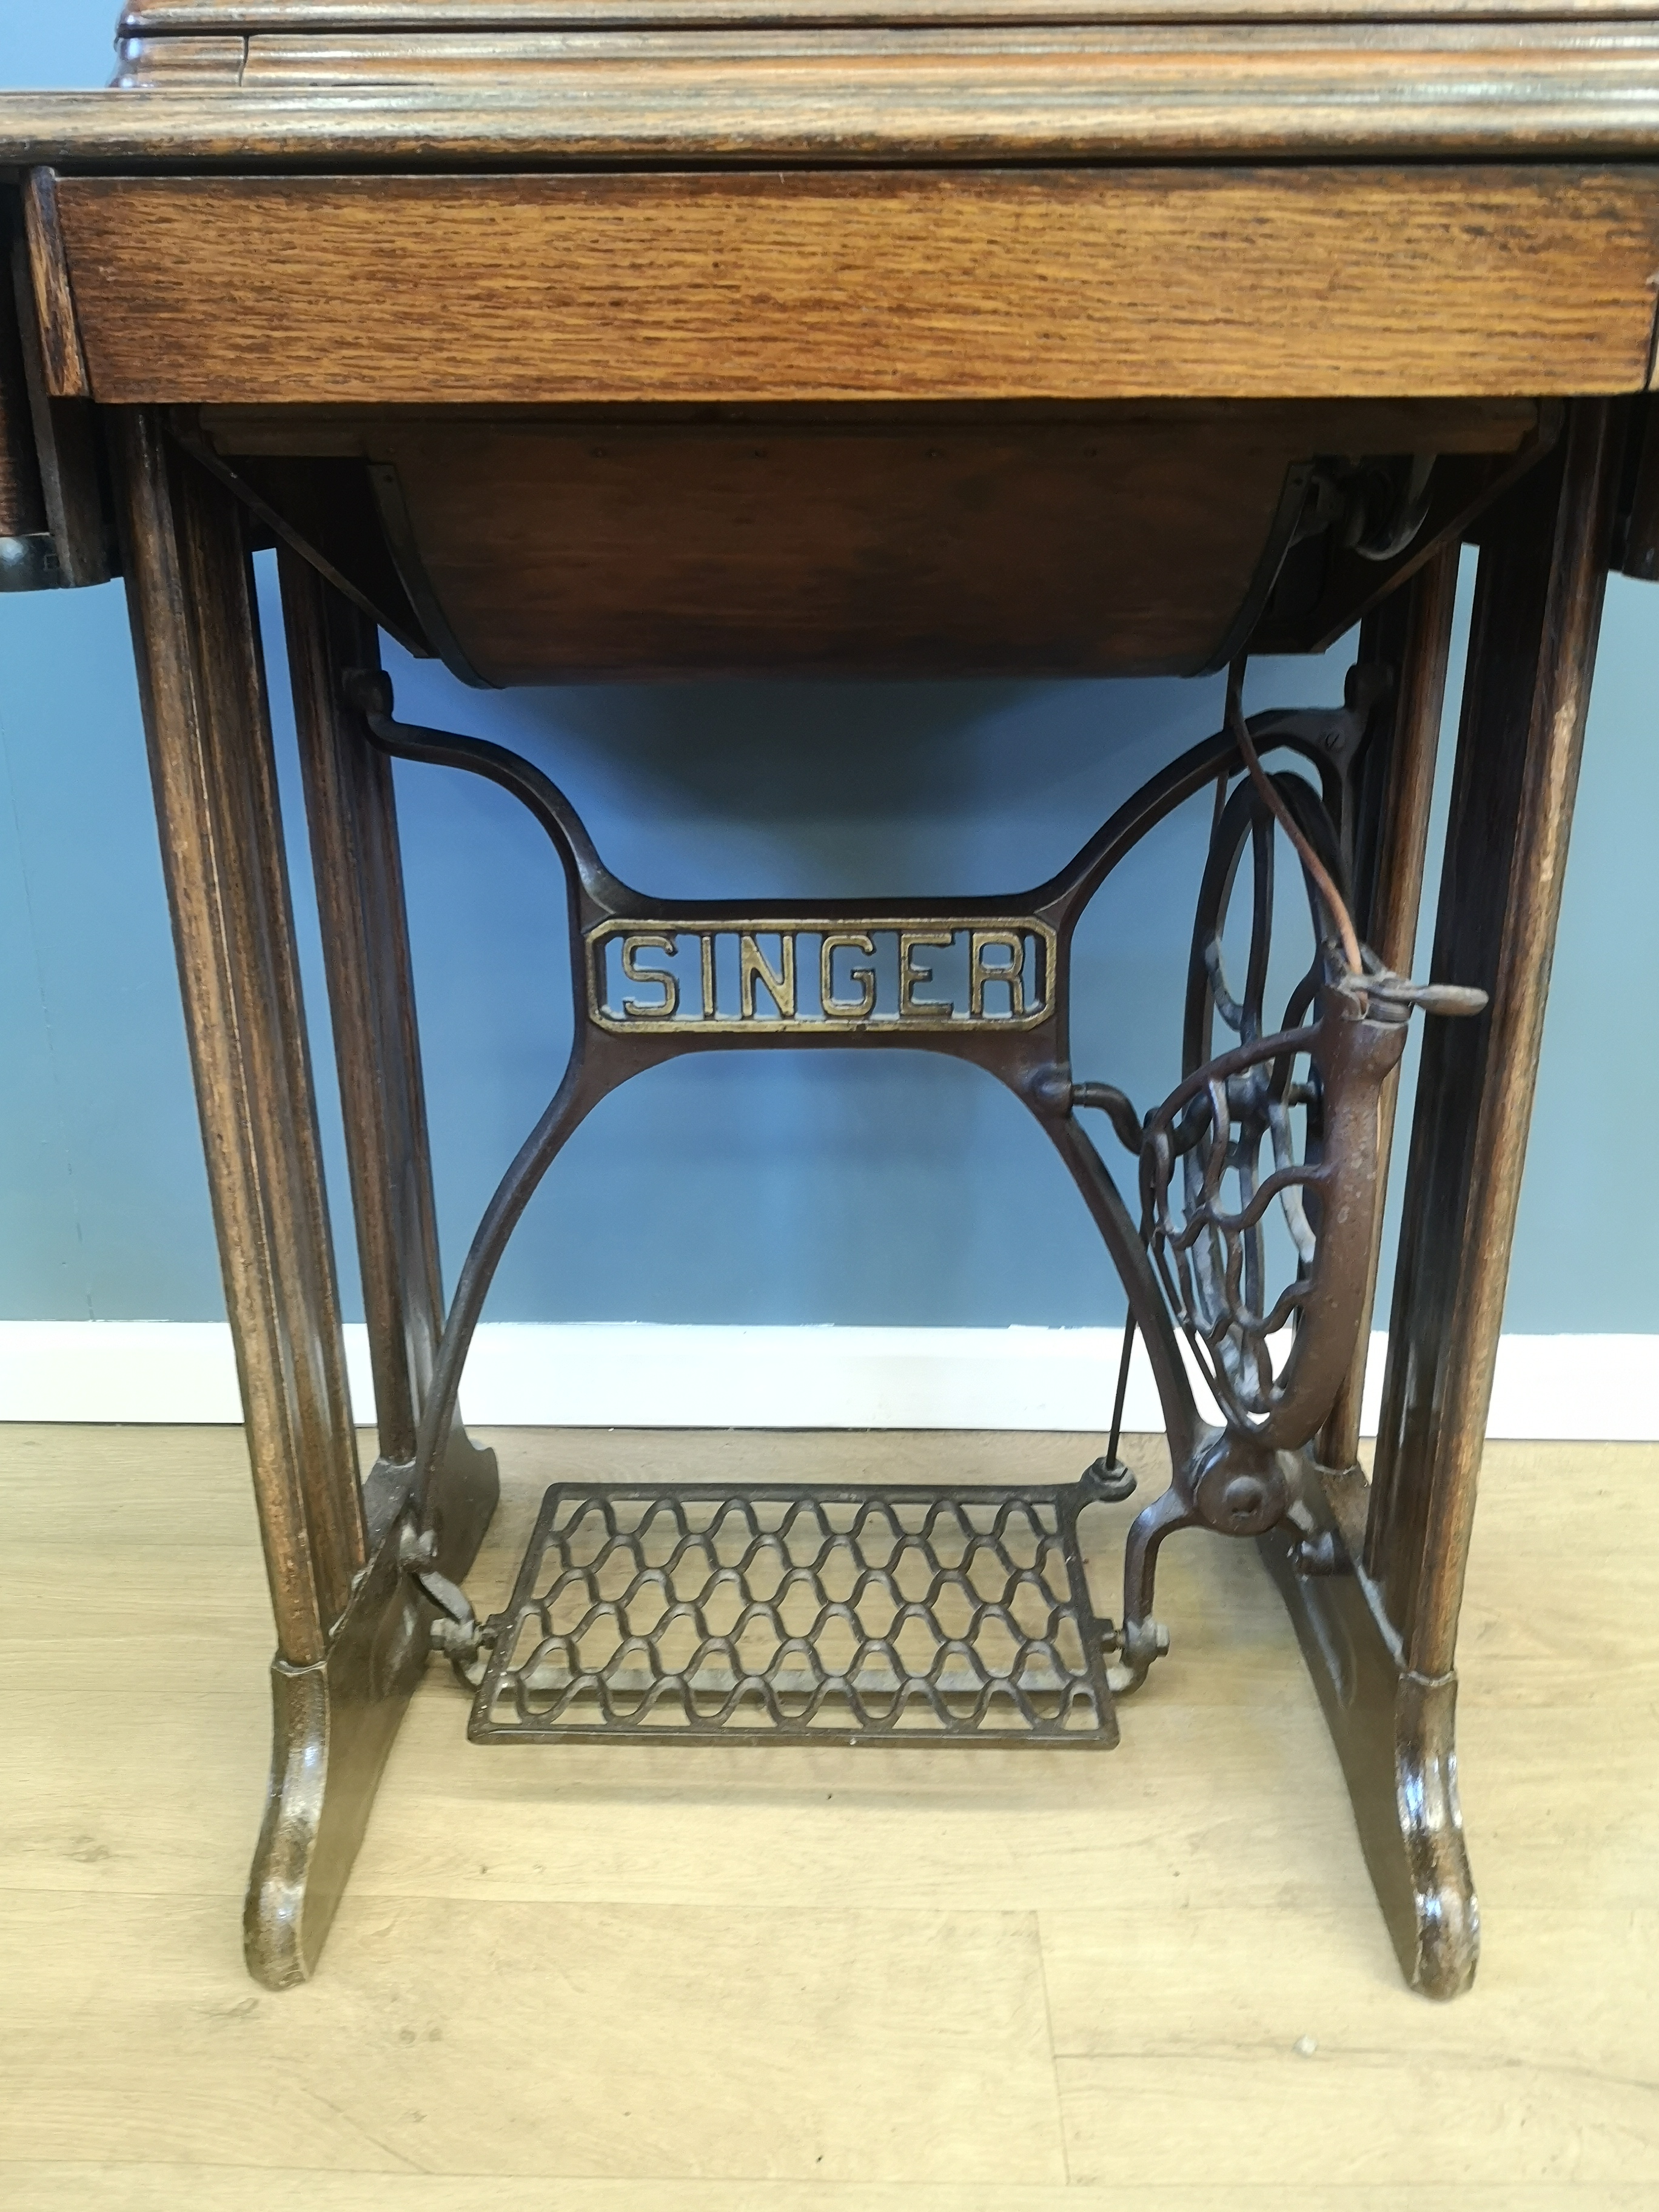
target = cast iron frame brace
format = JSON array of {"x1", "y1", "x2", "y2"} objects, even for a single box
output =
[
  {"x1": 112, "y1": 399, "x2": 1629, "y2": 2000},
  {"x1": 343, "y1": 650, "x2": 1480, "y2": 1701}
]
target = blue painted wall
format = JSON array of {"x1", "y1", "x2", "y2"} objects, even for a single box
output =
[{"x1": 2, "y1": 6, "x2": 1655, "y2": 1334}]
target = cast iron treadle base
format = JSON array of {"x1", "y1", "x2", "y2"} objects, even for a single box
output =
[{"x1": 470, "y1": 1483, "x2": 1119, "y2": 1747}]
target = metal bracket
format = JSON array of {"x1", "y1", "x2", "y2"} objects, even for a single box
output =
[{"x1": 400, "y1": 1524, "x2": 491, "y2": 1671}]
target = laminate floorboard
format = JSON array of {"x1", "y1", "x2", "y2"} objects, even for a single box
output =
[{"x1": 2, "y1": 1424, "x2": 1655, "y2": 2204}]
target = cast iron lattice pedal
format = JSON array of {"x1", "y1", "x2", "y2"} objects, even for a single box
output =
[{"x1": 469, "y1": 1483, "x2": 1118, "y2": 1747}]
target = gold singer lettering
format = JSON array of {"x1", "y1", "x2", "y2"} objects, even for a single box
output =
[
  {"x1": 820, "y1": 932, "x2": 877, "y2": 1020},
  {"x1": 591, "y1": 919, "x2": 1052, "y2": 1033},
  {"x1": 970, "y1": 931, "x2": 1027, "y2": 1019},
  {"x1": 620, "y1": 933, "x2": 679, "y2": 1018},
  {"x1": 899, "y1": 931, "x2": 954, "y2": 1019},
  {"x1": 739, "y1": 933, "x2": 796, "y2": 1020}
]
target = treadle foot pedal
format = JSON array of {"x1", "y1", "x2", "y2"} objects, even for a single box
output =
[{"x1": 470, "y1": 1483, "x2": 1119, "y2": 1747}]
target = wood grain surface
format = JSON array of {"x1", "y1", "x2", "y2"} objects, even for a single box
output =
[
  {"x1": 56, "y1": 168, "x2": 1659, "y2": 406},
  {"x1": 1369, "y1": 406, "x2": 1625, "y2": 1672},
  {"x1": 2, "y1": 1421, "x2": 1656, "y2": 2199},
  {"x1": 373, "y1": 415, "x2": 1298, "y2": 680},
  {"x1": 215, "y1": 24, "x2": 1659, "y2": 80},
  {"x1": 20, "y1": 172, "x2": 87, "y2": 402},
  {"x1": 0, "y1": 247, "x2": 44, "y2": 540},
  {"x1": 5, "y1": 238, "x2": 109, "y2": 585},
  {"x1": 190, "y1": 397, "x2": 1532, "y2": 678},
  {"x1": 113, "y1": 0, "x2": 1659, "y2": 27},
  {"x1": 12, "y1": 46, "x2": 1659, "y2": 167},
  {"x1": 280, "y1": 558, "x2": 446, "y2": 1469},
  {"x1": 115, "y1": 417, "x2": 366, "y2": 1663},
  {"x1": 115, "y1": 35, "x2": 248, "y2": 85}
]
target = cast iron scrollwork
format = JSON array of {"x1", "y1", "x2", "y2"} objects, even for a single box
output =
[
  {"x1": 1078, "y1": 668, "x2": 1485, "y2": 1692},
  {"x1": 1150, "y1": 763, "x2": 1401, "y2": 1455},
  {"x1": 343, "y1": 654, "x2": 1483, "y2": 1723}
]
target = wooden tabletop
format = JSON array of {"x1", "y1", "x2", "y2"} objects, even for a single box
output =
[
  {"x1": 5, "y1": 0, "x2": 1656, "y2": 672},
  {"x1": 4, "y1": 4, "x2": 1659, "y2": 169}
]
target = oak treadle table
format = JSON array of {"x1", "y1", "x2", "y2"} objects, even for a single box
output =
[{"x1": 3, "y1": 0, "x2": 1657, "y2": 1997}]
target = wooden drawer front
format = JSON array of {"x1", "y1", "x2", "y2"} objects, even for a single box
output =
[{"x1": 56, "y1": 168, "x2": 1659, "y2": 406}]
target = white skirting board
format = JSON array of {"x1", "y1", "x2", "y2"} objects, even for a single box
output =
[{"x1": 0, "y1": 1321, "x2": 1653, "y2": 1439}]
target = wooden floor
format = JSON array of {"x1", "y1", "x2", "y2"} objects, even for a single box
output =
[{"x1": 2, "y1": 1424, "x2": 1655, "y2": 2208}]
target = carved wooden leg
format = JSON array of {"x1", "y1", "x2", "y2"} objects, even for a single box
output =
[
  {"x1": 115, "y1": 412, "x2": 449, "y2": 1987},
  {"x1": 1266, "y1": 401, "x2": 1626, "y2": 1997},
  {"x1": 279, "y1": 548, "x2": 497, "y2": 1566}
]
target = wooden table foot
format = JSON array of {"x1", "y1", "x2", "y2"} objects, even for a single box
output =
[
  {"x1": 246, "y1": 1420, "x2": 496, "y2": 1989},
  {"x1": 1262, "y1": 1517, "x2": 1476, "y2": 1999}
]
